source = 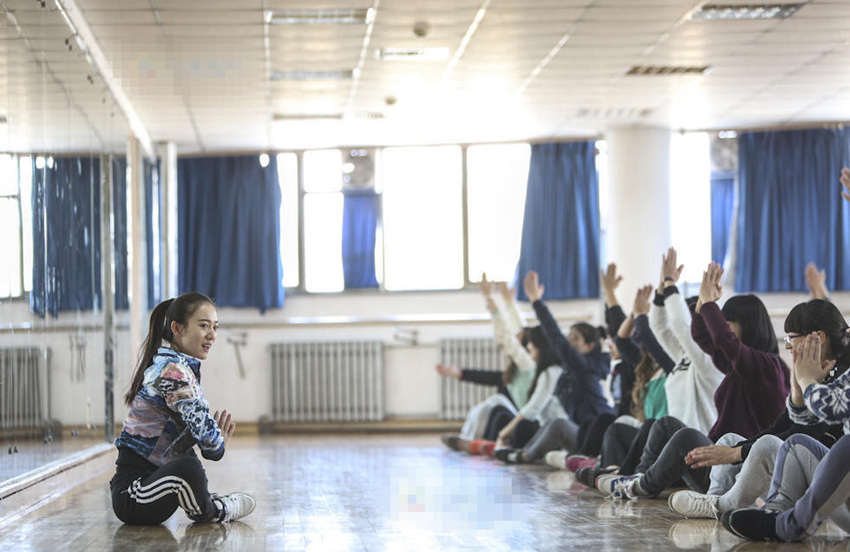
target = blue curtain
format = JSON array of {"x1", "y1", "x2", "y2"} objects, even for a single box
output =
[
  {"x1": 177, "y1": 155, "x2": 284, "y2": 311},
  {"x1": 515, "y1": 141, "x2": 600, "y2": 301},
  {"x1": 342, "y1": 190, "x2": 380, "y2": 289},
  {"x1": 111, "y1": 156, "x2": 129, "y2": 311},
  {"x1": 736, "y1": 128, "x2": 850, "y2": 292},
  {"x1": 31, "y1": 157, "x2": 102, "y2": 317},
  {"x1": 144, "y1": 158, "x2": 163, "y2": 308},
  {"x1": 710, "y1": 171, "x2": 735, "y2": 266}
]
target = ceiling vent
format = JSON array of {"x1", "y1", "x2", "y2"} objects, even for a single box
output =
[
  {"x1": 575, "y1": 107, "x2": 653, "y2": 119},
  {"x1": 376, "y1": 47, "x2": 450, "y2": 61},
  {"x1": 269, "y1": 9, "x2": 375, "y2": 25},
  {"x1": 271, "y1": 70, "x2": 355, "y2": 81},
  {"x1": 626, "y1": 65, "x2": 711, "y2": 76},
  {"x1": 690, "y1": 3, "x2": 803, "y2": 20}
]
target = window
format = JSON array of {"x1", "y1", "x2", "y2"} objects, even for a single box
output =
[
  {"x1": 302, "y1": 150, "x2": 344, "y2": 292},
  {"x1": 670, "y1": 132, "x2": 711, "y2": 285},
  {"x1": 0, "y1": 154, "x2": 29, "y2": 298},
  {"x1": 382, "y1": 146, "x2": 463, "y2": 291},
  {"x1": 467, "y1": 143, "x2": 530, "y2": 283}
]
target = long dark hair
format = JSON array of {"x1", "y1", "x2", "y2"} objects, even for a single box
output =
[
  {"x1": 785, "y1": 299, "x2": 850, "y2": 368},
  {"x1": 124, "y1": 292, "x2": 215, "y2": 406},
  {"x1": 571, "y1": 322, "x2": 601, "y2": 352},
  {"x1": 631, "y1": 351, "x2": 658, "y2": 421},
  {"x1": 721, "y1": 294, "x2": 779, "y2": 355},
  {"x1": 526, "y1": 325, "x2": 562, "y2": 400},
  {"x1": 502, "y1": 327, "x2": 532, "y2": 386}
]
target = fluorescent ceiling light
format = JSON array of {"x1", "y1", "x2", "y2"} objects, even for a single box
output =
[
  {"x1": 690, "y1": 3, "x2": 803, "y2": 20},
  {"x1": 274, "y1": 113, "x2": 343, "y2": 121},
  {"x1": 627, "y1": 65, "x2": 711, "y2": 76},
  {"x1": 271, "y1": 69, "x2": 355, "y2": 80},
  {"x1": 376, "y1": 47, "x2": 450, "y2": 61},
  {"x1": 575, "y1": 107, "x2": 652, "y2": 119},
  {"x1": 269, "y1": 8, "x2": 375, "y2": 25}
]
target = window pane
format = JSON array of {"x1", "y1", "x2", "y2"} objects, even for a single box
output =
[
  {"x1": 670, "y1": 132, "x2": 711, "y2": 284},
  {"x1": 382, "y1": 146, "x2": 463, "y2": 290},
  {"x1": 20, "y1": 156, "x2": 33, "y2": 292},
  {"x1": 467, "y1": 143, "x2": 530, "y2": 283},
  {"x1": 303, "y1": 149, "x2": 342, "y2": 192},
  {"x1": 0, "y1": 198, "x2": 21, "y2": 297},
  {"x1": 277, "y1": 153, "x2": 299, "y2": 288},
  {"x1": 0, "y1": 155, "x2": 15, "y2": 195},
  {"x1": 303, "y1": 193, "x2": 344, "y2": 292}
]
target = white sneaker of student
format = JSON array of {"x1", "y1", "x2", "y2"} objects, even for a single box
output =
[
  {"x1": 213, "y1": 492, "x2": 257, "y2": 523},
  {"x1": 668, "y1": 490, "x2": 720, "y2": 519},
  {"x1": 544, "y1": 450, "x2": 568, "y2": 470}
]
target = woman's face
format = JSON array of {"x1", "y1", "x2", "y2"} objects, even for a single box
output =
[
  {"x1": 787, "y1": 331, "x2": 829, "y2": 361},
  {"x1": 727, "y1": 320, "x2": 742, "y2": 339},
  {"x1": 526, "y1": 340, "x2": 540, "y2": 362},
  {"x1": 568, "y1": 328, "x2": 594, "y2": 354},
  {"x1": 171, "y1": 302, "x2": 219, "y2": 360}
]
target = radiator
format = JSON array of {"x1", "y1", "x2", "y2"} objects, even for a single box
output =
[
  {"x1": 439, "y1": 338, "x2": 508, "y2": 420},
  {"x1": 0, "y1": 347, "x2": 50, "y2": 431},
  {"x1": 269, "y1": 341, "x2": 384, "y2": 423}
]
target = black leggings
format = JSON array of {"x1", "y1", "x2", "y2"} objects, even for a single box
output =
[
  {"x1": 483, "y1": 406, "x2": 539, "y2": 448},
  {"x1": 110, "y1": 448, "x2": 219, "y2": 525}
]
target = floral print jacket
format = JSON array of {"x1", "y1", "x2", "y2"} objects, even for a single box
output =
[{"x1": 115, "y1": 348, "x2": 225, "y2": 467}]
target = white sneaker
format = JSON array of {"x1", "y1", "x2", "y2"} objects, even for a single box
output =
[
  {"x1": 213, "y1": 492, "x2": 256, "y2": 522},
  {"x1": 668, "y1": 490, "x2": 719, "y2": 519},
  {"x1": 544, "y1": 450, "x2": 568, "y2": 470}
]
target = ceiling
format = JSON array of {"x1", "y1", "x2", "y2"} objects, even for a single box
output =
[{"x1": 1, "y1": 0, "x2": 849, "y2": 153}]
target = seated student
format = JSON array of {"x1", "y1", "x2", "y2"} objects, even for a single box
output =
[
  {"x1": 668, "y1": 268, "x2": 844, "y2": 519},
  {"x1": 492, "y1": 271, "x2": 611, "y2": 463},
  {"x1": 110, "y1": 293, "x2": 255, "y2": 525},
  {"x1": 438, "y1": 277, "x2": 534, "y2": 452},
  {"x1": 594, "y1": 262, "x2": 789, "y2": 500}
]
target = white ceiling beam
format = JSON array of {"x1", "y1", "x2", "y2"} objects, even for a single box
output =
[{"x1": 54, "y1": 0, "x2": 154, "y2": 159}]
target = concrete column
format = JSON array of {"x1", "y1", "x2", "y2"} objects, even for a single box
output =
[
  {"x1": 159, "y1": 142, "x2": 178, "y2": 299},
  {"x1": 604, "y1": 127, "x2": 673, "y2": 299}
]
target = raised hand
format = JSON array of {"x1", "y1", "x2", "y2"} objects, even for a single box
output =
[
  {"x1": 523, "y1": 270, "x2": 544, "y2": 302},
  {"x1": 633, "y1": 285, "x2": 653, "y2": 316},
  {"x1": 841, "y1": 167, "x2": 850, "y2": 202},
  {"x1": 600, "y1": 263, "x2": 623, "y2": 306},
  {"x1": 496, "y1": 281, "x2": 515, "y2": 303},
  {"x1": 478, "y1": 272, "x2": 493, "y2": 297},
  {"x1": 661, "y1": 247, "x2": 684, "y2": 288},
  {"x1": 696, "y1": 262, "x2": 724, "y2": 311},
  {"x1": 805, "y1": 262, "x2": 829, "y2": 300},
  {"x1": 435, "y1": 363, "x2": 462, "y2": 380},
  {"x1": 213, "y1": 409, "x2": 236, "y2": 449}
]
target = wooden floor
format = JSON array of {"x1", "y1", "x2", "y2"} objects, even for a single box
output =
[{"x1": 1, "y1": 433, "x2": 848, "y2": 551}]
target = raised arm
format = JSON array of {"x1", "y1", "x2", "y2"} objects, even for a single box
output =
[
  {"x1": 497, "y1": 281, "x2": 526, "y2": 334},
  {"x1": 632, "y1": 284, "x2": 675, "y2": 373},
  {"x1": 805, "y1": 263, "x2": 829, "y2": 301},
  {"x1": 614, "y1": 309, "x2": 643, "y2": 368}
]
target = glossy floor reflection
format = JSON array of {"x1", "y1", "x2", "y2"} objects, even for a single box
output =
[{"x1": 0, "y1": 434, "x2": 846, "y2": 551}]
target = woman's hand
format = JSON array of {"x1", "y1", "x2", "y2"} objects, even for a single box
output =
[
  {"x1": 696, "y1": 262, "x2": 724, "y2": 312},
  {"x1": 213, "y1": 409, "x2": 235, "y2": 449},
  {"x1": 478, "y1": 272, "x2": 493, "y2": 297},
  {"x1": 523, "y1": 270, "x2": 544, "y2": 302},
  {"x1": 841, "y1": 167, "x2": 850, "y2": 202},
  {"x1": 805, "y1": 263, "x2": 829, "y2": 300},
  {"x1": 795, "y1": 333, "x2": 835, "y2": 390},
  {"x1": 684, "y1": 445, "x2": 741, "y2": 468},
  {"x1": 600, "y1": 263, "x2": 623, "y2": 306},
  {"x1": 661, "y1": 247, "x2": 684, "y2": 288},
  {"x1": 435, "y1": 364, "x2": 462, "y2": 380},
  {"x1": 633, "y1": 284, "x2": 653, "y2": 316},
  {"x1": 497, "y1": 281, "x2": 515, "y2": 303},
  {"x1": 789, "y1": 347, "x2": 806, "y2": 407}
]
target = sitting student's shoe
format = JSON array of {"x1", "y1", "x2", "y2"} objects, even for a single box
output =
[
  {"x1": 565, "y1": 454, "x2": 600, "y2": 473},
  {"x1": 544, "y1": 450, "x2": 569, "y2": 470},
  {"x1": 575, "y1": 465, "x2": 617, "y2": 488},
  {"x1": 668, "y1": 490, "x2": 720, "y2": 519},
  {"x1": 721, "y1": 508, "x2": 780, "y2": 541},
  {"x1": 493, "y1": 448, "x2": 526, "y2": 464},
  {"x1": 595, "y1": 473, "x2": 647, "y2": 500},
  {"x1": 441, "y1": 434, "x2": 461, "y2": 451},
  {"x1": 469, "y1": 440, "x2": 495, "y2": 456},
  {"x1": 213, "y1": 492, "x2": 256, "y2": 523}
]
